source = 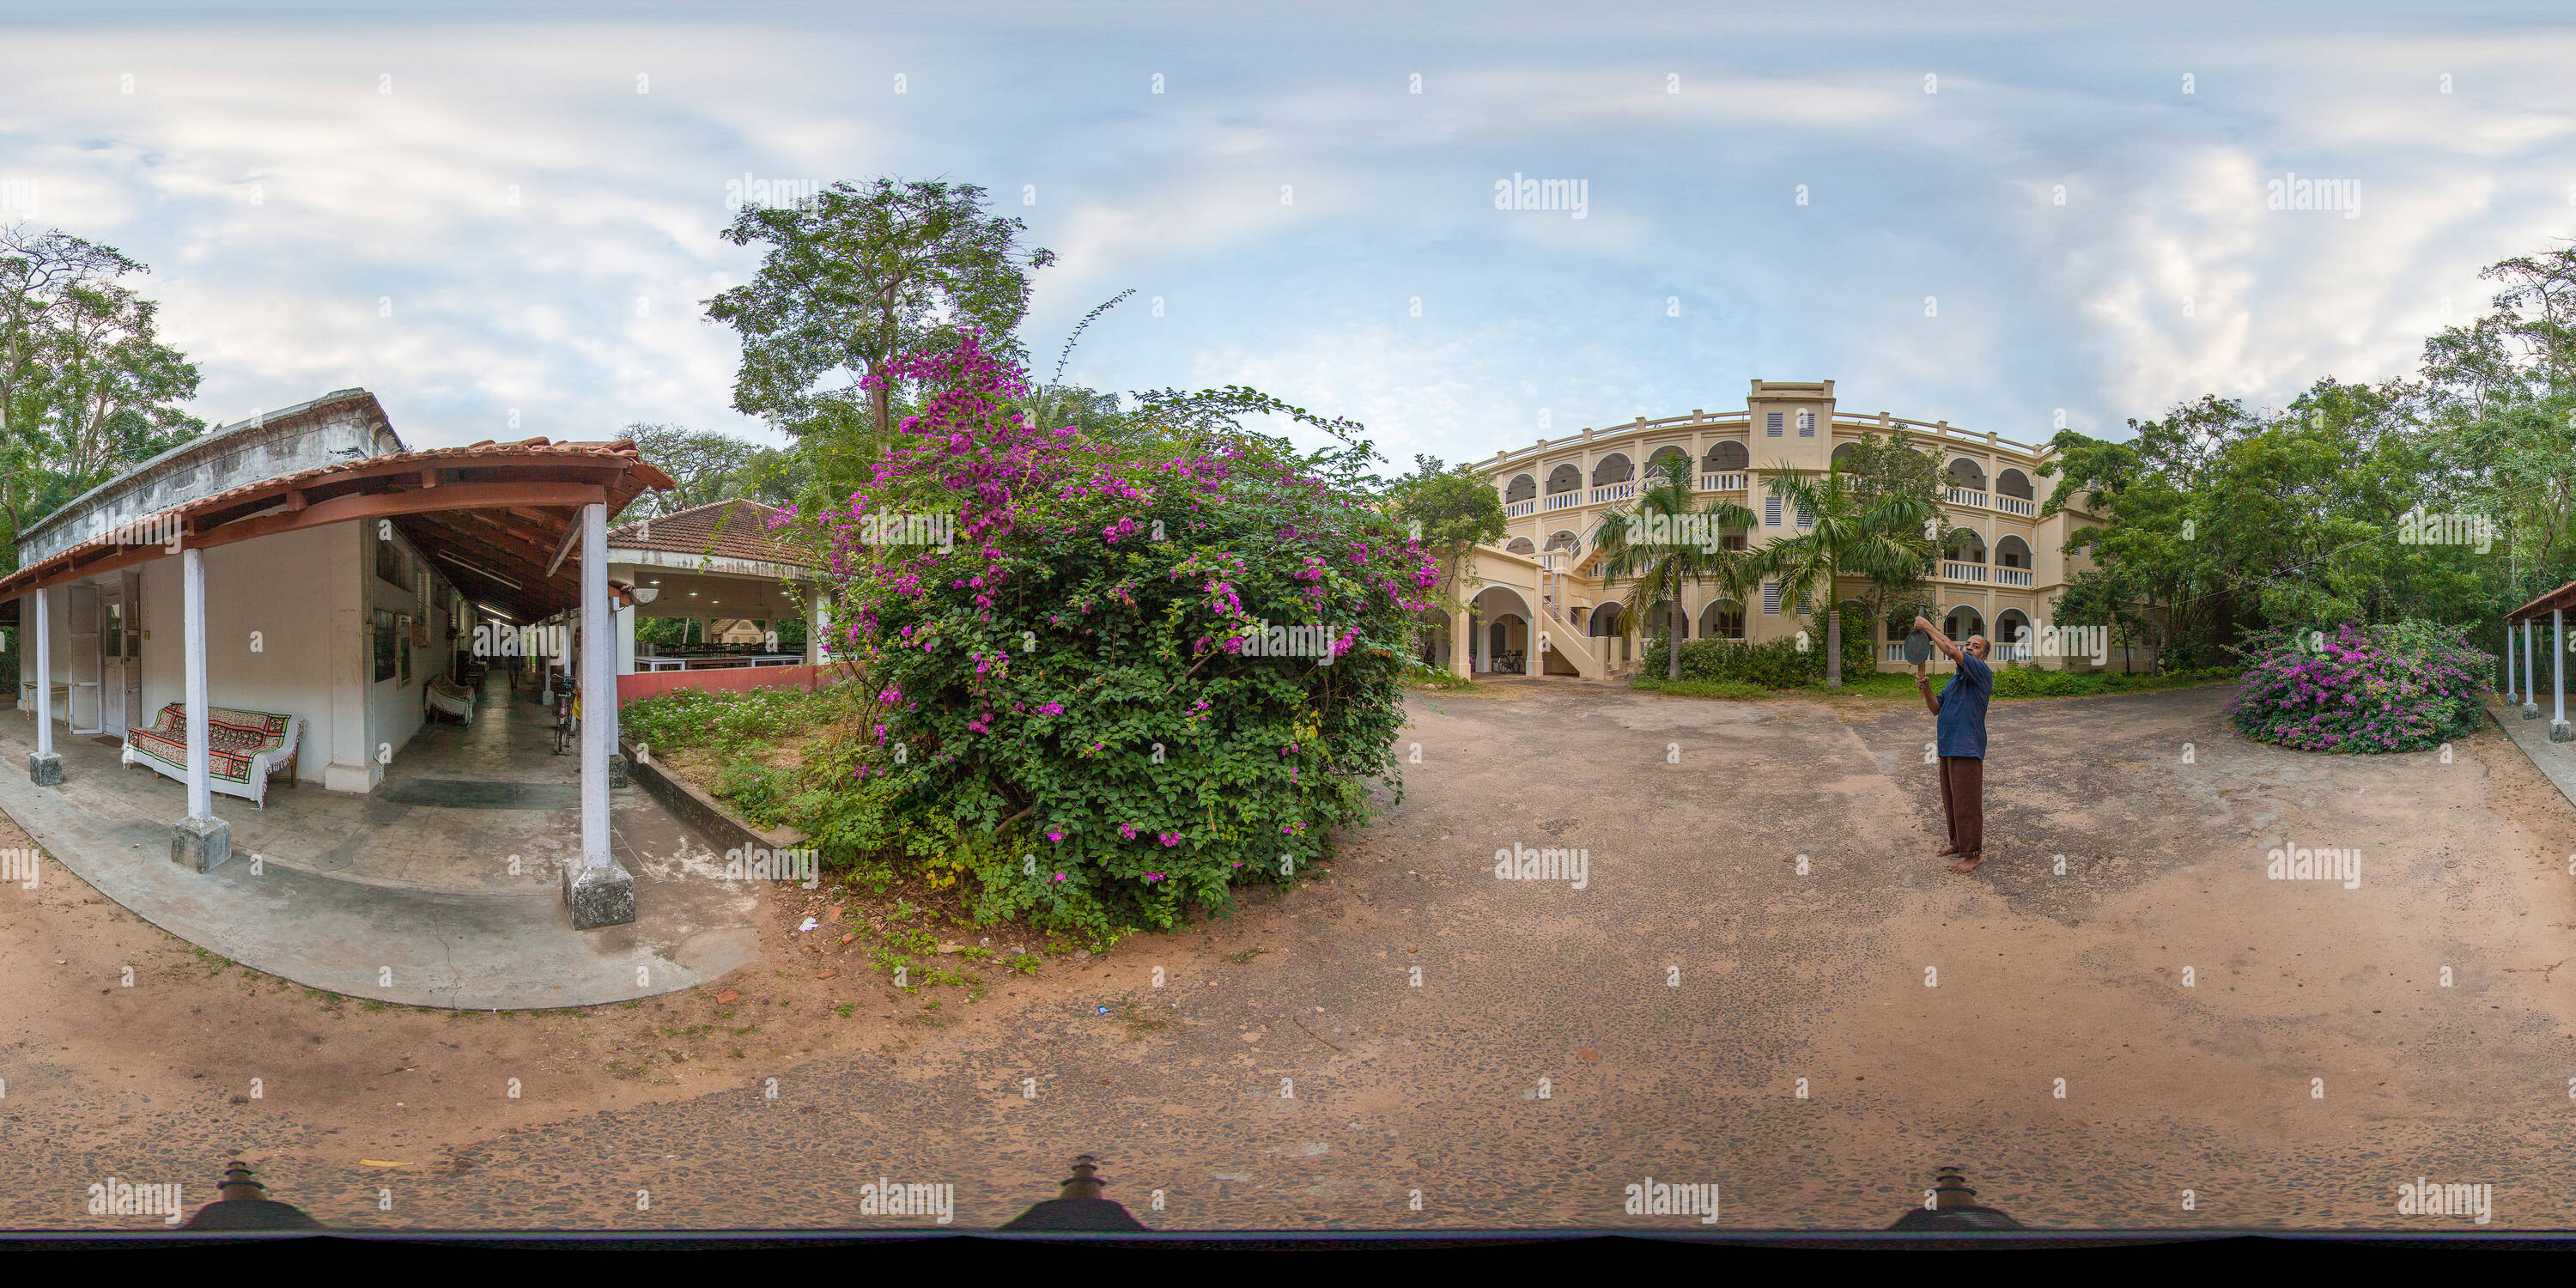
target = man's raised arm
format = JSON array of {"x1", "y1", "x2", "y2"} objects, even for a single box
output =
[{"x1": 1914, "y1": 615, "x2": 1964, "y2": 662}]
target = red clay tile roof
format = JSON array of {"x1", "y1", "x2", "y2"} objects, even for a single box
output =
[
  {"x1": 607, "y1": 498, "x2": 811, "y2": 568},
  {"x1": 0, "y1": 436, "x2": 674, "y2": 618}
]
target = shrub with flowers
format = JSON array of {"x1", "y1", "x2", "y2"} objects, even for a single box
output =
[
  {"x1": 2227, "y1": 621, "x2": 2491, "y2": 753},
  {"x1": 781, "y1": 332, "x2": 1437, "y2": 943}
]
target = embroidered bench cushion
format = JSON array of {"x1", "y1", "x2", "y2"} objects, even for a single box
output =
[{"x1": 129, "y1": 704, "x2": 292, "y2": 785}]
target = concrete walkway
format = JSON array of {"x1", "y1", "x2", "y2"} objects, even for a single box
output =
[
  {"x1": 2489, "y1": 695, "x2": 2576, "y2": 814},
  {"x1": 0, "y1": 673, "x2": 762, "y2": 1008}
]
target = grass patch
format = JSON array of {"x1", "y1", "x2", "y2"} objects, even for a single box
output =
[
  {"x1": 1109, "y1": 992, "x2": 1181, "y2": 1042},
  {"x1": 1226, "y1": 947, "x2": 1268, "y2": 964}
]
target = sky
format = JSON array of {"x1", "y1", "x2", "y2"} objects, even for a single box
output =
[{"x1": 4, "y1": 1, "x2": 2575, "y2": 470}]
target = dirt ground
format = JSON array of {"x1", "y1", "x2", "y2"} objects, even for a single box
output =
[
  {"x1": 0, "y1": 807, "x2": 1270, "y2": 1173},
  {"x1": 4, "y1": 679, "x2": 2574, "y2": 1230}
]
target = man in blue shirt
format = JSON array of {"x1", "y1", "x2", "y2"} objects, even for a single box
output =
[{"x1": 1913, "y1": 614, "x2": 1993, "y2": 874}]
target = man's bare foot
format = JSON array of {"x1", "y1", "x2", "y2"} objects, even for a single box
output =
[
  {"x1": 1935, "y1": 844, "x2": 1959, "y2": 858},
  {"x1": 1948, "y1": 853, "x2": 1986, "y2": 874}
]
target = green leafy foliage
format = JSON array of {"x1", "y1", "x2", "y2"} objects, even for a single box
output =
[
  {"x1": 1639, "y1": 610, "x2": 1874, "y2": 688},
  {"x1": 2228, "y1": 622, "x2": 2490, "y2": 753},
  {"x1": 789, "y1": 333, "x2": 1437, "y2": 944}
]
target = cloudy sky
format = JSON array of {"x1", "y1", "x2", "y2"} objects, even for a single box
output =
[{"x1": 5, "y1": 1, "x2": 2574, "y2": 469}]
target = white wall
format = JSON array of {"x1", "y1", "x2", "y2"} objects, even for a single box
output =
[
  {"x1": 366, "y1": 522, "x2": 457, "y2": 769},
  {"x1": 135, "y1": 524, "x2": 348, "y2": 784},
  {"x1": 122, "y1": 518, "x2": 457, "y2": 789}
]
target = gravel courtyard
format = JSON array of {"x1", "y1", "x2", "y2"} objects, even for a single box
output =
[{"x1": 3, "y1": 680, "x2": 2572, "y2": 1230}]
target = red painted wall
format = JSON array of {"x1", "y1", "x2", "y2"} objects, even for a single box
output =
[{"x1": 616, "y1": 664, "x2": 834, "y2": 706}]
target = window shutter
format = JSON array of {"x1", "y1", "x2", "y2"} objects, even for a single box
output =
[
  {"x1": 1765, "y1": 412, "x2": 1783, "y2": 437},
  {"x1": 1795, "y1": 501, "x2": 1814, "y2": 527},
  {"x1": 1796, "y1": 410, "x2": 1814, "y2": 437},
  {"x1": 1762, "y1": 582, "x2": 1782, "y2": 616},
  {"x1": 1765, "y1": 496, "x2": 1783, "y2": 526}
]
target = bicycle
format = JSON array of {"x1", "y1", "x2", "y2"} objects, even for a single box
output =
[{"x1": 553, "y1": 690, "x2": 579, "y2": 756}]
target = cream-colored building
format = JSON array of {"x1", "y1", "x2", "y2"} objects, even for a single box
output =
[{"x1": 1434, "y1": 379, "x2": 2137, "y2": 679}]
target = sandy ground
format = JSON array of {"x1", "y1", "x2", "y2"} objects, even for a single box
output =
[{"x1": 3, "y1": 680, "x2": 2572, "y2": 1230}]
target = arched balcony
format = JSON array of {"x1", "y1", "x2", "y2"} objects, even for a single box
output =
[{"x1": 1700, "y1": 440, "x2": 1748, "y2": 492}]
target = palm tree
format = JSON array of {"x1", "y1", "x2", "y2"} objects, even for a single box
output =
[
  {"x1": 1592, "y1": 454, "x2": 1759, "y2": 678},
  {"x1": 1749, "y1": 459, "x2": 1941, "y2": 688}
]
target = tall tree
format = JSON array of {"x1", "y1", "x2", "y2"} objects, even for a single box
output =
[
  {"x1": 623, "y1": 422, "x2": 762, "y2": 517},
  {"x1": 702, "y1": 179, "x2": 1055, "y2": 459},
  {"x1": 1748, "y1": 457, "x2": 1939, "y2": 687},
  {"x1": 1592, "y1": 453, "x2": 1759, "y2": 679},
  {"x1": 0, "y1": 225, "x2": 200, "y2": 572},
  {"x1": 1832, "y1": 428, "x2": 1947, "y2": 642},
  {"x1": 1386, "y1": 454, "x2": 1507, "y2": 665}
]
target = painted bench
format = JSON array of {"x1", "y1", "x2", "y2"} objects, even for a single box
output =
[
  {"x1": 124, "y1": 703, "x2": 302, "y2": 808},
  {"x1": 426, "y1": 675, "x2": 477, "y2": 724}
]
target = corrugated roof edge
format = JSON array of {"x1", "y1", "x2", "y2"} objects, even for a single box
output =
[{"x1": 19, "y1": 388, "x2": 393, "y2": 544}]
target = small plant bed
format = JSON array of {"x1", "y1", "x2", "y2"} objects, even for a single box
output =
[
  {"x1": 622, "y1": 685, "x2": 848, "y2": 828},
  {"x1": 1406, "y1": 664, "x2": 1478, "y2": 692},
  {"x1": 2229, "y1": 621, "x2": 2487, "y2": 752}
]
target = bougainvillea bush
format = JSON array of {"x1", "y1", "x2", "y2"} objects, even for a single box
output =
[
  {"x1": 781, "y1": 333, "x2": 1436, "y2": 944},
  {"x1": 2227, "y1": 621, "x2": 2490, "y2": 753}
]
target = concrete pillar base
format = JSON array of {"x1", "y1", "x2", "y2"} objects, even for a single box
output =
[
  {"x1": 562, "y1": 859, "x2": 636, "y2": 930},
  {"x1": 28, "y1": 750, "x2": 62, "y2": 787},
  {"x1": 172, "y1": 816, "x2": 233, "y2": 874},
  {"x1": 2522, "y1": 702, "x2": 2543, "y2": 720},
  {"x1": 2552, "y1": 720, "x2": 2573, "y2": 744}
]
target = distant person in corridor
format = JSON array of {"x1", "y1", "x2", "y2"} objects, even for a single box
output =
[{"x1": 1913, "y1": 615, "x2": 1993, "y2": 874}]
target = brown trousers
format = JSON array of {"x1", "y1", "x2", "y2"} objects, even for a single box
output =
[{"x1": 1937, "y1": 756, "x2": 1984, "y2": 857}]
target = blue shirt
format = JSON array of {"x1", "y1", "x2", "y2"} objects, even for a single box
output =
[{"x1": 1935, "y1": 653, "x2": 1992, "y2": 758}]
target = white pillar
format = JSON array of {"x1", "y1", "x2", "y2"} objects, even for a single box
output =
[
  {"x1": 806, "y1": 591, "x2": 826, "y2": 667},
  {"x1": 184, "y1": 548, "x2": 211, "y2": 822},
  {"x1": 2524, "y1": 617, "x2": 2541, "y2": 718},
  {"x1": 171, "y1": 545, "x2": 228, "y2": 871},
  {"x1": 615, "y1": 602, "x2": 636, "y2": 676},
  {"x1": 2553, "y1": 608, "x2": 2570, "y2": 742},
  {"x1": 563, "y1": 501, "x2": 633, "y2": 929},
  {"x1": 27, "y1": 587, "x2": 59, "y2": 785},
  {"x1": 33, "y1": 588, "x2": 52, "y2": 756},
  {"x1": 2502, "y1": 623, "x2": 2516, "y2": 700}
]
